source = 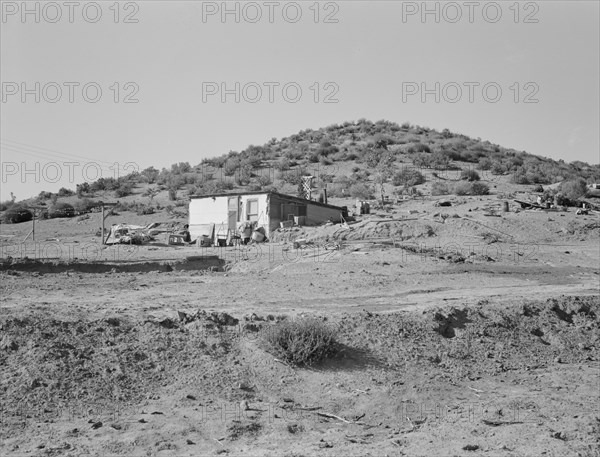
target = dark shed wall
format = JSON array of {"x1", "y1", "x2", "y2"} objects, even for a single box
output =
[{"x1": 269, "y1": 194, "x2": 342, "y2": 228}]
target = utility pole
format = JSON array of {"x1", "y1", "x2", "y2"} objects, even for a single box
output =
[
  {"x1": 100, "y1": 202, "x2": 118, "y2": 245},
  {"x1": 22, "y1": 206, "x2": 46, "y2": 242}
]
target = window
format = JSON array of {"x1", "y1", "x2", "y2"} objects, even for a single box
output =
[{"x1": 246, "y1": 199, "x2": 259, "y2": 222}]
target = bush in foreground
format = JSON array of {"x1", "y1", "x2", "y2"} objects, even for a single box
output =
[{"x1": 260, "y1": 317, "x2": 337, "y2": 366}]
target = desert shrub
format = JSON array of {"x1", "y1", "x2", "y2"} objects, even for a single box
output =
[
  {"x1": 57, "y1": 187, "x2": 75, "y2": 197},
  {"x1": 114, "y1": 184, "x2": 133, "y2": 198},
  {"x1": 430, "y1": 152, "x2": 451, "y2": 170},
  {"x1": 72, "y1": 198, "x2": 100, "y2": 213},
  {"x1": 348, "y1": 183, "x2": 375, "y2": 199},
  {"x1": 276, "y1": 157, "x2": 291, "y2": 171},
  {"x1": 554, "y1": 193, "x2": 575, "y2": 207},
  {"x1": 2, "y1": 206, "x2": 33, "y2": 223},
  {"x1": 560, "y1": 178, "x2": 588, "y2": 201},
  {"x1": 140, "y1": 166, "x2": 160, "y2": 183},
  {"x1": 76, "y1": 182, "x2": 92, "y2": 197},
  {"x1": 392, "y1": 168, "x2": 426, "y2": 187},
  {"x1": 406, "y1": 142, "x2": 431, "y2": 154},
  {"x1": 363, "y1": 149, "x2": 383, "y2": 167},
  {"x1": 37, "y1": 191, "x2": 54, "y2": 200},
  {"x1": 396, "y1": 186, "x2": 423, "y2": 197},
  {"x1": 137, "y1": 204, "x2": 155, "y2": 215},
  {"x1": 431, "y1": 181, "x2": 450, "y2": 196},
  {"x1": 194, "y1": 179, "x2": 234, "y2": 196},
  {"x1": 223, "y1": 158, "x2": 240, "y2": 176},
  {"x1": 470, "y1": 182, "x2": 490, "y2": 195},
  {"x1": 166, "y1": 174, "x2": 185, "y2": 190},
  {"x1": 279, "y1": 168, "x2": 308, "y2": 186},
  {"x1": 490, "y1": 161, "x2": 505, "y2": 175},
  {"x1": 532, "y1": 184, "x2": 544, "y2": 193},
  {"x1": 256, "y1": 175, "x2": 272, "y2": 187},
  {"x1": 48, "y1": 202, "x2": 75, "y2": 218},
  {"x1": 453, "y1": 182, "x2": 472, "y2": 196},
  {"x1": 413, "y1": 153, "x2": 432, "y2": 168},
  {"x1": 510, "y1": 169, "x2": 530, "y2": 184},
  {"x1": 216, "y1": 180, "x2": 235, "y2": 191},
  {"x1": 143, "y1": 186, "x2": 160, "y2": 201},
  {"x1": 235, "y1": 164, "x2": 253, "y2": 186},
  {"x1": 260, "y1": 317, "x2": 337, "y2": 366},
  {"x1": 477, "y1": 157, "x2": 493, "y2": 170},
  {"x1": 326, "y1": 183, "x2": 346, "y2": 197},
  {"x1": 461, "y1": 169, "x2": 480, "y2": 181},
  {"x1": 351, "y1": 169, "x2": 371, "y2": 182},
  {"x1": 317, "y1": 142, "x2": 339, "y2": 157},
  {"x1": 0, "y1": 200, "x2": 14, "y2": 211}
]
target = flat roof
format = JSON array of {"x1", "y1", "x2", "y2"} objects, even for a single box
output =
[{"x1": 189, "y1": 190, "x2": 346, "y2": 211}]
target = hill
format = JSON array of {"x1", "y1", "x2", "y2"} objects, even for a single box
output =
[{"x1": 2, "y1": 119, "x2": 599, "y2": 220}]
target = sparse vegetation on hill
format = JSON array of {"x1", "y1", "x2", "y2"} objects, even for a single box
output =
[{"x1": 2, "y1": 119, "x2": 599, "y2": 222}]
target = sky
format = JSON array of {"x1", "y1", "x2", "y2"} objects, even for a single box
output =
[{"x1": 1, "y1": 0, "x2": 599, "y2": 199}]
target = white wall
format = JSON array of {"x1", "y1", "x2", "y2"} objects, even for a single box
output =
[
  {"x1": 188, "y1": 196, "x2": 229, "y2": 240},
  {"x1": 188, "y1": 193, "x2": 270, "y2": 239},
  {"x1": 239, "y1": 193, "x2": 269, "y2": 229}
]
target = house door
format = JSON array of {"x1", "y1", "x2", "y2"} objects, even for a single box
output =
[{"x1": 228, "y1": 197, "x2": 239, "y2": 231}]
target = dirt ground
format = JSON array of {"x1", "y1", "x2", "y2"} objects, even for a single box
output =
[{"x1": 0, "y1": 196, "x2": 599, "y2": 456}]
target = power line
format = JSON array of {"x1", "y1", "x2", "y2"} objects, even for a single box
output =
[
  {"x1": 2, "y1": 138, "x2": 125, "y2": 167},
  {"x1": 1, "y1": 143, "x2": 137, "y2": 177},
  {"x1": 1, "y1": 145, "x2": 124, "y2": 178}
]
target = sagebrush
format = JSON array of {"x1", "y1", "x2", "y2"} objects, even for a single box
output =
[{"x1": 260, "y1": 317, "x2": 337, "y2": 366}]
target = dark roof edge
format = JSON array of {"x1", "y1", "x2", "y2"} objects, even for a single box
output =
[{"x1": 189, "y1": 191, "x2": 346, "y2": 211}]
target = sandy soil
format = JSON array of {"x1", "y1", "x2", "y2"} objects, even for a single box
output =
[{"x1": 0, "y1": 195, "x2": 598, "y2": 456}]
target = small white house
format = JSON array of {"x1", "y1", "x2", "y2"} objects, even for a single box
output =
[{"x1": 188, "y1": 191, "x2": 346, "y2": 242}]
